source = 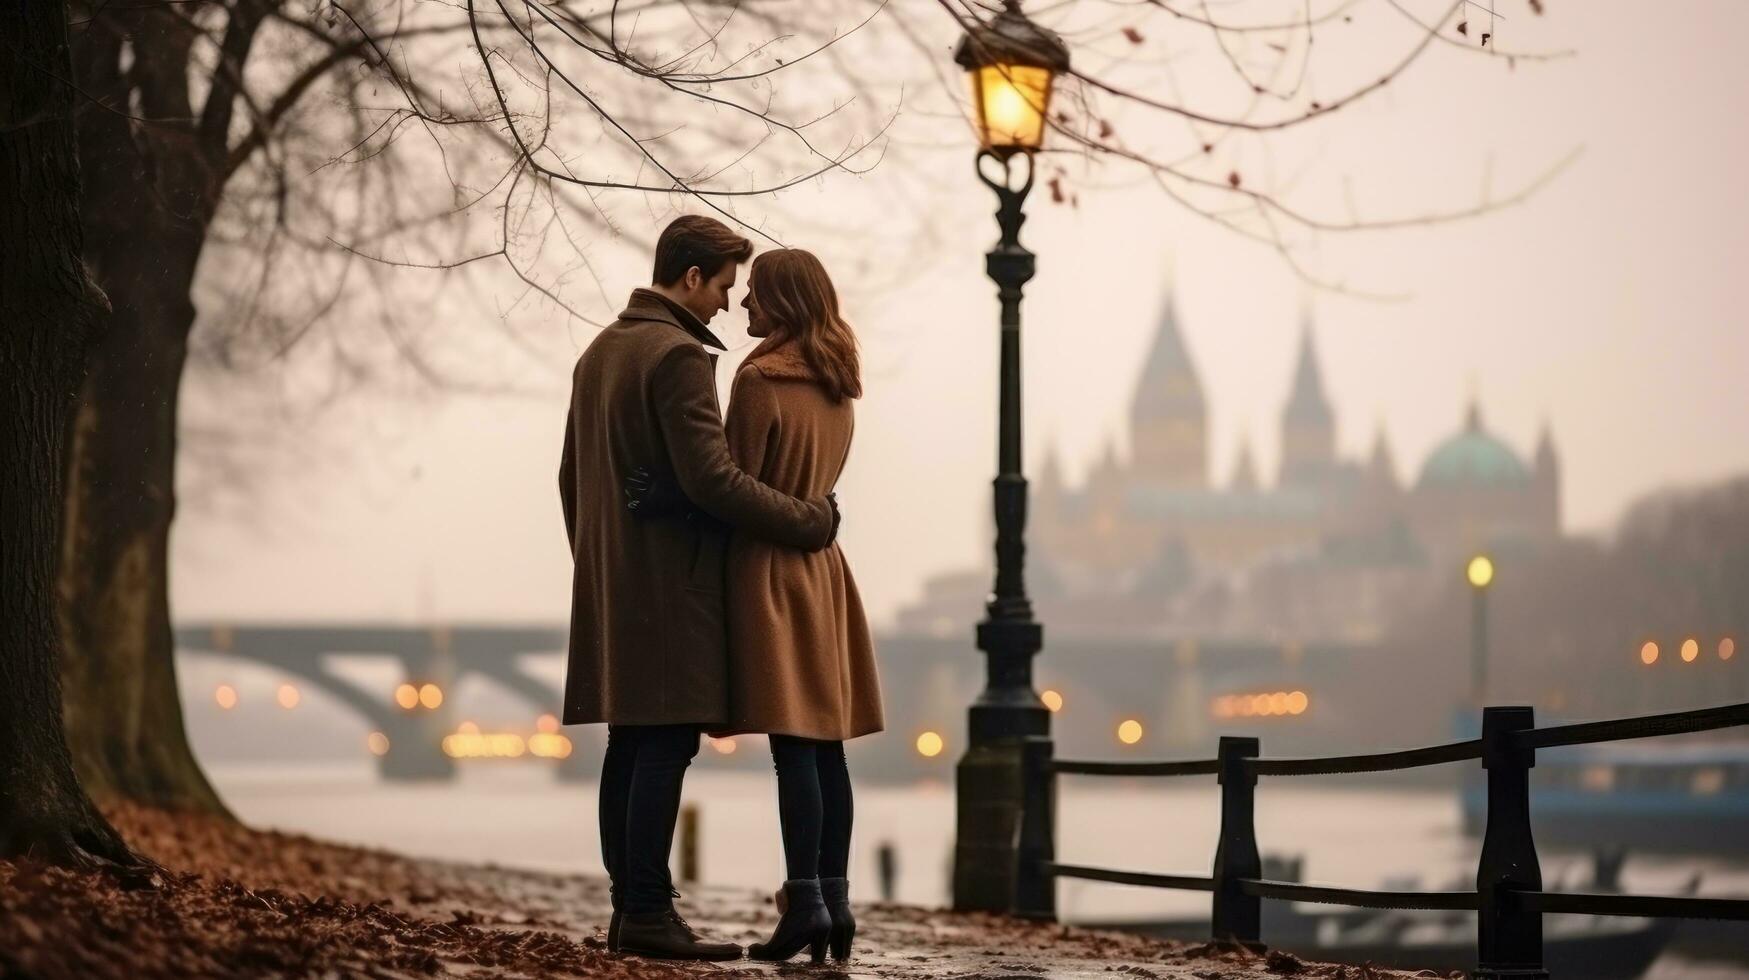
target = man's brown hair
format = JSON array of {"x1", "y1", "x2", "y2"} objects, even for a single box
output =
[{"x1": 652, "y1": 215, "x2": 754, "y2": 287}]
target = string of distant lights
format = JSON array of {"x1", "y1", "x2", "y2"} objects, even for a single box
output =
[{"x1": 1639, "y1": 637, "x2": 1736, "y2": 665}]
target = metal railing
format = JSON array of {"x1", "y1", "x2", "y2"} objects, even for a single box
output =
[{"x1": 1014, "y1": 702, "x2": 1749, "y2": 979}]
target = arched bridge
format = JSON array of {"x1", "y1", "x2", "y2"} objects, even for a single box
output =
[{"x1": 176, "y1": 623, "x2": 1368, "y2": 783}]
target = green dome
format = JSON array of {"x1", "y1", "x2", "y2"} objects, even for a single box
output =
[{"x1": 1417, "y1": 405, "x2": 1531, "y2": 489}]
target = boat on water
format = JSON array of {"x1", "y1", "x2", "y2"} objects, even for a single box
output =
[
  {"x1": 1080, "y1": 856, "x2": 1680, "y2": 979},
  {"x1": 1460, "y1": 740, "x2": 1749, "y2": 856}
]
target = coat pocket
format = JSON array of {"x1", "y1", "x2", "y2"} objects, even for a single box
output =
[{"x1": 685, "y1": 526, "x2": 728, "y2": 595}]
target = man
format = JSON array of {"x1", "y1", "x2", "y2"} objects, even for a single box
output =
[{"x1": 558, "y1": 215, "x2": 838, "y2": 960}]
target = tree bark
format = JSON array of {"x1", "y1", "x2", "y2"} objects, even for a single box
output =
[
  {"x1": 58, "y1": 6, "x2": 230, "y2": 816},
  {"x1": 0, "y1": 0, "x2": 137, "y2": 867}
]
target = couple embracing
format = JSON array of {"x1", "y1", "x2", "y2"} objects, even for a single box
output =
[{"x1": 557, "y1": 215, "x2": 883, "y2": 962}]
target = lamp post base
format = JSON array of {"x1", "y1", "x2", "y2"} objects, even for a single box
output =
[{"x1": 952, "y1": 739, "x2": 1030, "y2": 912}]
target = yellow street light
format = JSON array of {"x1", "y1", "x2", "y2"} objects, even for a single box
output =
[
  {"x1": 1681, "y1": 638, "x2": 1700, "y2": 663},
  {"x1": 1467, "y1": 555, "x2": 1494, "y2": 590},
  {"x1": 394, "y1": 683, "x2": 419, "y2": 710},
  {"x1": 955, "y1": 2, "x2": 1071, "y2": 157},
  {"x1": 1640, "y1": 641, "x2": 1659, "y2": 666},
  {"x1": 418, "y1": 683, "x2": 443, "y2": 710},
  {"x1": 1117, "y1": 719, "x2": 1144, "y2": 745}
]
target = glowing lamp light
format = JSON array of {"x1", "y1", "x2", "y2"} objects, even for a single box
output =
[
  {"x1": 1640, "y1": 641, "x2": 1659, "y2": 666},
  {"x1": 1722, "y1": 637, "x2": 1737, "y2": 661},
  {"x1": 710, "y1": 737, "x2": 737, "y2": 755},
  {"x1": 457, "y1": 720, "x2": 480, "y2": 735},
  {"x1": 1117, "y1": 719, "x2": 1144, "y2": 745},
  {"x1": 276, "y1": 683, "x2": 300, "y2": 709},
  {"x1": 1467, "y1": 555, "x2": 1494, "y2": 589},
  {"x1": 1040, "y1": 689, "x2": 1064, "y2": 712},
  {"x1": 1286, "y1": 690, "x2": 1310, "y2": 716},
  {"x1": 916, "y1": 731, "x2": 945, "y2": 758},
  {"x1": 419, "y1": 683, "x2": 443, "y2": 710},
  {"x1": 1681, "y1": 638, "x2": 1700, "y2": 663},
  {"x1": 954, "y1": 2, "x2": 1070, "y2": 157},
  {"x1": 529, "y1": 733, "x2": 573, "y2": 759},
  {"x1": 214, "y1": 685, "x2": 238, "y2": 710},
  {"x1": 366, "y1": 732, "x2": 390, "y2": 756},
  {"x1": 394, "y1": 684, "x2": 419, "y2": 710},
  {"x1": 537, "y1": 713, "x2": 560, "y2": 734}
]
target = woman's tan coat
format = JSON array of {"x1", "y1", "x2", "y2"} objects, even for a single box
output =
[{"x1": 714, "y1": 343, "x2": 883, "y2": 741}]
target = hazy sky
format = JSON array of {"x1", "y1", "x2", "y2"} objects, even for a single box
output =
[{"x1": 172, "y1": 0, "x2": 1749, "y2": 630}]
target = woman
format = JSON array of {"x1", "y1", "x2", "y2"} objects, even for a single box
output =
[{"x1": 719, "y1": 248, "x2": 883, "y2": 963}]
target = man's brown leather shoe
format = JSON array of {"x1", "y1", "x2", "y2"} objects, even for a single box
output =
[{"x1": 618, "y1": 910, "x2": 742, "y2": 961}]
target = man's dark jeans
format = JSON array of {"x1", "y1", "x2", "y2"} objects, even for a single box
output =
[{"x1": 600, "y1": 723, "x2": 701, "y2": 914}]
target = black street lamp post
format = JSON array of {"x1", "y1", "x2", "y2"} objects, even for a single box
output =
[
  {"x1": 1469, "y1": 554, "x2": 1494, "y2": 705},
  {"x1": 948, "y1": 1, "x2": 1070, "y2": 913}
]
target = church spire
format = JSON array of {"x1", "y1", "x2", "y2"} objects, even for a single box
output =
[
  {"x1": 1130, "y1": 292, "x2": 1205, "y2": 423},
  {"x1": 1534, "y1": 417, "x2": 1559, "y2": 474},
  {"x1": 1230, "y1": 436, "x2": 1259, "y2": 492},
  {"x1": 1279, "y1": 312, "x2": 1337, "y2": 486},
  {"x1": 1283, "y1": 313, "x2": 1333, "y2": 426},
  {"x1": 1368, "y1": 421, "x2": 1398, "y2": 488},
  {"x1": 1129, "y1": 291, "x2": 1208, "y2": 488}
]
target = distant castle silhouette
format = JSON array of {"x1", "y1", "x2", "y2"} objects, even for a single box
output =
[{"x1": 897, "y1": 295, "x2": 1562, "y2": 642}]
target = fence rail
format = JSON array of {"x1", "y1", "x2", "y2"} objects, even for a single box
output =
[{"x1": 1013, "y1": 701, "x2": 1749, "y2": 979}]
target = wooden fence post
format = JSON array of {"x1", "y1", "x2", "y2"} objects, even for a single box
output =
[
  {"x1": 1212, "y1": 735, "x2": 1262, "y2": 949},
  {"x1": 1476, "y1": 705, "x2": 1548, "y2": 979},
  {"x1": 1014, "y1": 736, "x2": 1056, "y2": 920}
]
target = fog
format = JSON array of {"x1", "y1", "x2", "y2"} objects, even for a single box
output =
[{"x1": 169, "y1": 0, "x2": 1749, "y2": 629}]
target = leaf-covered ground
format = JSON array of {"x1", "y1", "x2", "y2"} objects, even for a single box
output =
[{"x1": 0, "y1": 802, "x2": 1440, "y2": 979}]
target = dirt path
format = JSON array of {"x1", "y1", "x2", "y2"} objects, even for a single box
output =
[{"x1": 0, "y1": 803, "x2": 1438, "y2": 979}]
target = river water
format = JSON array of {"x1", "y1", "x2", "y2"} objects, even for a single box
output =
[{"x1": 208, "y1": 762, "x2": 1749, "y2": 978}]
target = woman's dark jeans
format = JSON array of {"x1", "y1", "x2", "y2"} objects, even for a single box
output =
[
  {"x1": 768, "y1": 735, "x2": 853, "y2": 880},
  {"x1": 600, "y1": 724, "x2": 701, "y2": 914}
]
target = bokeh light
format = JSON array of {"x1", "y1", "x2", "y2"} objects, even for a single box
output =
[
  {"x1": 276, "y1": 684, "x2": 300, "y2": 709},
  {"x1": 916, "y1": 731, "x2": 945, "y2": 758},
  {"x1": 419, "y1": 683, "x2": 443, "y2": 709},
  {"x1": 214, "y1": 685, "x2": 238, "y2": 710},
  {"x1": 537, "y1": 713, "x2": 560, "y2": 734},
  {"x1": 1117, "y1": 719, "x2": 1144, "y2": 745},
  {"x1": 1040, "y1": 689, "x2": 1063, "y2": 712},
  {"x1": 1467, "y1": 555, "x2": 1494, "y2": 589},
  {"x1": 1681, "y1": 638, "x2": 1700, "y2": 663},
  {"x1": 366, "y1": 732, "x2": 390, "y2": 756},
  {"x1": 1722, "y1": 638, "x2": 1737, "y2": 661},
  {"x1": 1640, "y1": 641, "x2": 1660, "y2": 665},
  {"x1": 394, "y1": 684, "x2": 419, "y2": 710}
]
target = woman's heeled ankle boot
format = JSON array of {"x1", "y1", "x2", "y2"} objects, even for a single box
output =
[
  {"x1": 749, "y1": 879, "x2": 832, "y2": 963},
  {"x1": 820, "y1": 877, "x2": 855, "y2": 961}
]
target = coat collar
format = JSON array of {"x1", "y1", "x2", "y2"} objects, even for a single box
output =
[
  {"x1": 743, "y1": 339, "x2": 818, "y2": 382},
  {"x1": 619, "y1": 288, "x2": 727, "y2": 351}
]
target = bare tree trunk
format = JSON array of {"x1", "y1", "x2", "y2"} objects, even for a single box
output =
[
  {"x1": 0, "y1": 0, "x2": 137, "y2": 866},
  {"x1": 51, "y1": 7, "x2": 230, "y2": 817},
  {"x1": 59, "y1": 267, "x2": 224, "y2": 814}
]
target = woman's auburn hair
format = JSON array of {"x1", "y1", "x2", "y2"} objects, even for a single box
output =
[{"x1": 747, "y1": 249, "x2": 862, "y2": 401}]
